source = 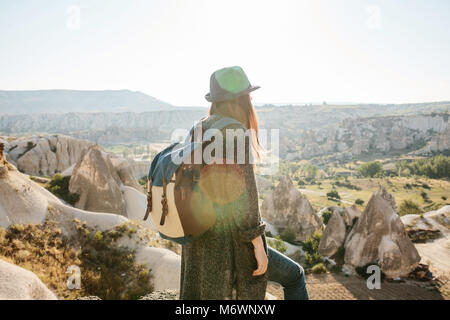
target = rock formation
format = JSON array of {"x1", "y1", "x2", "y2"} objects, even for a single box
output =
[
  {"x1": 110, "y1": 157, "x2": 144, "y2": 193},
  {"x1": 69, "y1": 146, "x2": 127, "y2": 215},
  {"x1": 401, "y1": 206, "x2": 450, "y2": 276},
  {"x1": 0, "y1": 259, "x2": 57, "y2": 300},
  {"x1": 261, "y1": 176, "x2": 323, "y2": 241},
  {"x1": 318, "y1": 205, "x2": 361, "y2": 258},
  {"x1": 344, "y1": 189, "x2": 420, "y2": 278},
  {"x1": 0, "y1": 158, "x2": 180, "y2": 292},
  {"x1": 5, "y1": 135, "x2": 94, "y2": 176}
]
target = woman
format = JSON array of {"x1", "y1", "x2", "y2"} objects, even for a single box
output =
[{"x1": 180, "y1": 66, "x2": 309, "y2": 300}]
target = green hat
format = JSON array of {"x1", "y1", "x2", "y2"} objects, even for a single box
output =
[{"x1": 205, "y1": 66, "x2": 260, "y2": 103}]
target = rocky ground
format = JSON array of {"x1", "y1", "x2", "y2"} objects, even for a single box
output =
[{"x1": 136, "y1": 275, "x2": 449, "y2": 300}]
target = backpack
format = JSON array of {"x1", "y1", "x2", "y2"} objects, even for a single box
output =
[{"x1": 143, "y1": 116, "x2": 244, "y2": 244}]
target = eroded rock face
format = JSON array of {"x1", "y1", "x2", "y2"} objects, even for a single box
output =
[
  {"x1": 0, "y1": 160, "x2": 55, "y2": 228},
  {"x1": 297, "y1": 114, "x2": 449, "y2": 160},
  {"x1": 261, "y1": 176, "x2": 323, "y2": 241},
  {"x1": 110, "y1": 157, "x2": 144, "y2": 193},
  {"x1": 69, "y1": 146, "x2": 127, "y2": 215},
  {"x1": 344, "y1": 190, "x2": 420, "y2": 278},
  {"x1": 6, "y1": 135, "x2": 94, "y2": 176},
  {"x1": 0, "y1": 259, "x2": 57, "y2": 300},
  {"x1": 318, "y1": 205, "x2": 361, "y2": 257}
]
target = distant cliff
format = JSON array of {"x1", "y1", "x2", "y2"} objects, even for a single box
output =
[{"x1": 289, "y1": 113, "x2": 449, "y2": 161}]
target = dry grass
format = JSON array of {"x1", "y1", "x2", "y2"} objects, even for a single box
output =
[
  {"x1": 291, "y1": 176, "x2": 450, "y2": 212},
  {"x1": 0, "y1": 220, "x2": 154, "y2": 300}
]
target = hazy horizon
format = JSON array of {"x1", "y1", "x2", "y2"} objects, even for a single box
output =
[
  {"x1": 1, "y1": 89, "x2": 450, "y2": 109},
  {"x1": 1, "y1": 0, "x2": 450, "y2": 106}
]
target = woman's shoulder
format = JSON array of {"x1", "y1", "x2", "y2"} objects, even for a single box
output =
[{"x1": 201, "y1": 114, "x2": 246, "y2": 132}]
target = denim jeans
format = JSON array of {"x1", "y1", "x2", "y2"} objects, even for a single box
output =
[{"x1": 267, "y1": 246, "x2": 309, "y2": 300}]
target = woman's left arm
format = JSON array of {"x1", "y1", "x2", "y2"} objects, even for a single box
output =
[{"x1": 234, "y1": 135, "x2": 266, "y2": 243}]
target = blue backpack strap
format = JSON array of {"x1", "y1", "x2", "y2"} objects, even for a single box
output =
[{"x1": 148, "y1": 142, "x2": 178, "y2": 180}]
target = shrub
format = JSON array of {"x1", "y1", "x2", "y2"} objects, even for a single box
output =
[
  {"x1": 301, "y1": 232, "x2": 324, "y2": 271},
  {"x1": 395, "y1": 156, "x2": 450, "y2": 179},
  {"x1": 442, "y1": 196, "x2": 447, "y2": 201},
  {"x1": 355, "y1": 198, "x2": 364, "y2": 206},
  {"x1": 267, "y1": 235, "x2": 288, "y2": 254},
  {"x1": 358, "y1": 161, "x2": 383, "y2": 178},
  {"x1": 335, "y1": 181, "x2": 362, "y2": 191},
  {"x1": 420, "y1": 191, "x2": 428, "y2": 200},
  {"x1": 301, "y1": 232, "x2": 321, "y2": 255},
  {"x1": 321, "y1": 209, "x2": 333, "y2": 225},
  {"x1": 45, "y1": 173, "x2": 80, "y2": 205},
  {"x1": 0, "y1": 221, "x2": 153, "y2": 300},
  {"x1": 398, "y1": 200, "x2": 422, "y2": 216},
  {"x1": 279, "y1": 229, "x2": 296, "y2": 244},
  {"x1": 310, "y1": 263, "x2": 328, "y2": 274},
  {"x1": 326, "y1": 190, "x2": 341, "y2": 201},
  {"x1": 72, "y1": 221, "x2": 153, "y2": 300}
]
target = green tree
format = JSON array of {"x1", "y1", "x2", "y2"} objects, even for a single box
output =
[{"x1": 358, "y1": 161, "x2": 383, "y2": 178}]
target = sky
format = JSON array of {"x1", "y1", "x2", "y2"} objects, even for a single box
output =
[{"x1": 0, "y1": 0, "x2": 449, "y2": 106}]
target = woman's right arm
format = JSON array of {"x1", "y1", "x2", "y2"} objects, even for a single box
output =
[{"x1": 252, "y1": 235, "x2": 268, "y2": 276}]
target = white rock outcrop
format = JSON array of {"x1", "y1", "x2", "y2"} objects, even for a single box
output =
[
  {"x1": 0, "y1": 259, "x2": 57, "y2": 300},
  {"x1": 344, "y1": 189, "x2": 420, "y2": 278},
  {"x1": 0, "y1": 159, "x2": 180, "y2": 292},
  {"x1": 6, "y1": 135, "x2": 95, "y2": 176},
  {"x1": 261, "y1": 176, "x2": 323, "y2": 241}
]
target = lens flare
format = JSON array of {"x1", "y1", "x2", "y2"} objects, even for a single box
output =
[{"x1": 198, "y1": 163, "x2": 246, "y2": 205}]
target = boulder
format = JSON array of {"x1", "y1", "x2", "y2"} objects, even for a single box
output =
[
  {"x1": 344, "y1": 189, "x2": 420, "y2": 278},
  {"x1": 319, "y1": 210, "x2": 346, "y2": 257},
  {"x1": 401, "y1": 206, "x2": 450, "y2": 276},
  {"x1": 261, "y1": 176, "x2": 323, "y2": 241},
  {"x1": 69, "y1": 146, "x2": 127, "y2": 215},
  {"x1": 318, "y1": 205, "x2": 361, "y2": 257},
  {"x1": 0, "y1": 259, "x2": 57, "y2": 300}
]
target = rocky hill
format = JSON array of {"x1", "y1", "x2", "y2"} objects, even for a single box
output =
[{"x1": 0, "y1": 90, "x2": 175, "y2": 113}]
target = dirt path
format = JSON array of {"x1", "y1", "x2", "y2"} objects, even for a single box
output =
[{"x1": 267, "y1": 273, "x2": 449, "y2": 300}]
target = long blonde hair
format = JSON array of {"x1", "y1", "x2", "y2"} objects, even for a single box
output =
[{"x1": 208, "y1": 94, "x2": 263, "y2": 161}]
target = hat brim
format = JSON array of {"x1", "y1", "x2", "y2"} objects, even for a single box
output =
[{"x1": 205, "y1": 85, "x2": 260, "y2": 103}]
